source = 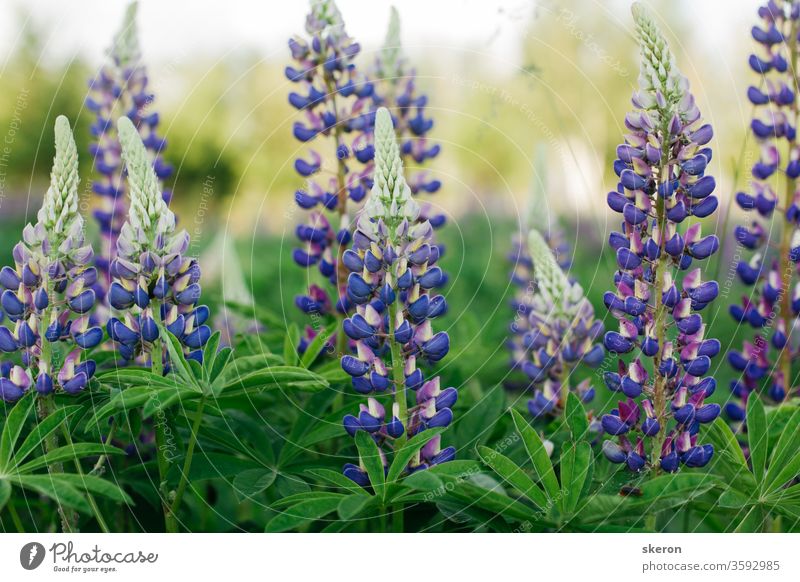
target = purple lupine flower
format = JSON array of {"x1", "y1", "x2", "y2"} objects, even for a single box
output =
[
  {"x1": 87, "y1": 2, "x2": 172, "y2": 312},
  {"x1": 508, "y1": 147, "x2": 575, "y2": 395},
  {"x1": 600, "y1": 4, "x2": 721, "y2": 473},
  {"x1": 727, "y1": 0, "x2": 800, "y2": 420},
  {"x1": 105, "y1": 117, "x2": 209, "y2": 366},
  {"x1": 340, "y1": 108, "x2": 454, "y2": 486},
  {"x1": 509, "y1": 229, "x2": 603, "y2": 418},
  {"x1": 0, "y1": 117, "x2": 100, "y2": 403},
  {"x1": 371, "y1": 7, "x2": 444, "y2": 227},
  {"x1": 288, "y1": 0, "x2": 375, "y2": 336}
]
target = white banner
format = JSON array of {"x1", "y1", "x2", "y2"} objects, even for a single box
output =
[{"x1": 0, "y1": 533, "x2": 797, "y2": 580}]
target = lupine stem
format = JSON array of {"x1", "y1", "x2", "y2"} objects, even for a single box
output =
[
  {"x1": 387, "y1": 300, "x2": 408, "y2": 447},
  {"x1": 649, "y1": 136, "x2": 673, "y2": 476},
  {"x1": 778, "y1": 18, "x2": 799, "y2": 403},
  {"x1": 149, "y1": 301, "x2": 175, "y2": 532},
  {"x1": 169, "y1": 397, "x2": 207, "y2": 529},
  {"x1": 60, "y1": 423, "x2": 109, "y2": 533},
  {"x1": 7, "y1": 503, "x2": 25, "y2": 533}
]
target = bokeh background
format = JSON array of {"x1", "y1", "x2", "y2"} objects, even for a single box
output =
[{"x1": 0, "y1": 0, "x2": 764, "y2": 415}]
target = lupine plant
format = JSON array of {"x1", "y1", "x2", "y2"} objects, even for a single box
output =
[
  {"x1": 0, "y1": 116, "x2": 101, "y2": 405},
  {"x1": 339, "y1": 107, "x2": 454, "y2": 487},
  {"x1": 600, "y1": 3, "x2": 722, "y2": 474},
  {"x1": 288, "y1": 0, "x2": 375, "y2": 355},
  {"x1": 508, "y1": 229, "x2": 603, "y2": 418},
  {"x1": 727, "y1": 0, "x2": 800, "y2": 421},
  {"x1": 86, "y1": 1, "x2": 172, "y2": 308}
]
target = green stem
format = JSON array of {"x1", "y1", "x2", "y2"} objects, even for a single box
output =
[
  {"x1": 7, "y1": 503, "x2": 25, "y2": 533},
  {"x1": 90, "y1": 420, "x2": 117, "y2": 477},
  {"x1": 149, "y1": 307, "x2": 175, "y2": 532},
  {"x1": 60, "y1": 424, "x2": 109, "y2": 533},
  {"x1": 387, "y1": 300, "x2": 408, "y2": 447},
  {"x1": 168, "y1": 397, "x2": 207, "y2": 529},
  {"x1": 392, "y1": 503, "x2": 404, "y2": 533},
  {"x1": 649, "y1": 147, "x2": 673, "y2": 478},
  {"x1": 645, "y1": 513, "x2": 657, "y2": 532},
  {"x1": 38, "y1": 394, "x2": 75, "y2": 532}
]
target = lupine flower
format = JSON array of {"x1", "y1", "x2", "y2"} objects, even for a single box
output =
[
  {"x1": 371, "y1": 7, "x2": 444, "y2": 227},
  {"x1": 339, "y1": 108, "x2": 454, "y2": 486},
  {"x1": 509, "y1": 229, "x2": 603, "y2": 418},
  {"x1": 87, "y1": 1, "x2": 172, "y2": 309},
  {"x1": 600, "y1": 3, "x2": 721, "y2": 473},
  {"x1": 509, "y1": 148, "x2": 574, "y2": 393},
  {"x1": 0, "y1": 116, "x2": 100, "y2": 402},
  {"x1": 288, "y1": 0, "x2": 375, "y2": 332},
  {"x1": 105, "y1": 117, "x2": 209, "y2": 366},
  {"x1": 727, "y1": 0, "x2": 800, "y2": 420}
]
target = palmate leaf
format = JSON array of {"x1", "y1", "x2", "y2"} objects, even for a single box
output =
[
  {"x1": 0, "y1": 399, "x2": 131, "y2": 516},
  {"x1": 300, "y1": 322, "x2": 339, "y2": 369},
  {"x1": 476, "y1": 445, "x2": 548, "y2": 510},
  {"x1": 0, "y1": 393, "x2": 35, "y2": 471},
  {"x1": 559, "y1": 442, "x2": 591, "y2": 515},
  {"x1": 564, "y1": 392, "x2": 589, "y2": 442},
  {"x1": 337, "y1": 493, "x2": 379, "y2": 521},
  {"x1": 283, "y1": 323, "x2": 301, "y2": 367},
  {"x1": 763, "y1": 406, "x2": 800, "y2": 494},
  {"x1": 747, "y1": 395, "x2": 768, "y2": 484},
  {"x1": 232, "y1": 468, "x2": 277, "y2": 501},
  {"x1": 704, "y1": 418, "x2": 755, "y2": 491},
  {"x1": 386, "y1": 427, "x2": 445, "y2": 489},
  {"x1": 354, "y1": 431, "x2": 386, "y2": 500},
  {"x1": 510, "y1": 409, "x2": 559, "y2": 499},
  {"x1": 265, "y1": 492, "x2": 345, "y2": 533}
]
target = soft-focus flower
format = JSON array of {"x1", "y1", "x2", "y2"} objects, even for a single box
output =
[
  {"x1": 105, "y1": 117, "x2": 209, "y2": 367},
  {"x1": 509, "y1": 229, "x2": 603, "y2": 418},
  {"x1": 0, "y1": 116, "x2": 100, "y2": 402},
  {"x1": 288, "y1": 0, "x2": 375, "y2": 328},
  {"x1": 727, "y1": 0, "x2": 800, "y2": 420},
  {"x1": 371, "y1": 7, "x2": 444, "y2": 227},
  {"x1": 600, "y1": 3, "x2": 720, "y2": 473},
  {"x1": 87, "y1": 1, "x2": 172, "y2": 313},
  {"x1": 340, "y1": 108, "x2": 454, "y2": 486}
]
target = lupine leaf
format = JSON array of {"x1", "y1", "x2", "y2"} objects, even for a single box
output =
[
  {"x1": 564, "y1": 392, "x2": 589, "y2": 441},
  {"x1": 209, "y1": 347, "x2": 233, "y2": 387},
  {"x1": 477, "y1": 445, "x2": 548, "y2": 510},
  {"x1": 704, "y1": 418, "x2": 754, "y2": 490},
  {"x1": 11, "y1": 475, "x2": 91, "y2": 514},
  {"x1": 163, "y1": 329, "x2": 200, "y2": 390},
  {"x1": 265, "y1": 493, "x2": 345, "y2": 532},
  {"x1": 54, "y1": 473, "x2": 133, "y2": 504},
  {"x1": 283, "y1": 323, "x2": 301, "y2": 367},
  {"x1": 0, "y1": 394, "x2": 34, "y2": 472},
  {"x1": 221, "y1": 367, "x2": 328, "y2": 393},
  {"x1": 83, "y1": 387, "x2": 153, "y2": 430},
  {"x1": 386, "y1": 427, "x2": 445, "y2": 487},
  {"x1": 13, "y1": 405, "x2": 81, "y2": 467},
  {"x1": 202, "y1": 331, "x2": 222, "y2": 376},
  {"x1": 510, "y1": 409, "x2": 559, "y2": 499},
  {"x1": 764, "y1": 451, "x2": 800, "y2": 503},
  {"x1": 746, "y1": 396, "x2": 768, "y2": 486},
  {"x1": 559, "y1": 442, "x2": 591, "y2": 515},
  {"x1": 0, "y1": 480, "x2": 10, "y2": 511},
  {"x1": 16, "y1": 443, "x2": 124, "y2": 474},
  {"x1": 354, "y1": 430, "x2": 385, "y2": 500},
  {"x1": 338, "y1": 494, "x2": 377, "y2": 520},
  {"x1": 300, "y1": 322, "x2": 338, "y2": 369},
  {"x1": 764, "y1": 406, "x2": 800, "y2": 493},
  {"x1": 305, "y1": 468, "x2": 364, "y2": 495},
  {"x1": 95, "y1": 368, "x2": 179, "y2": 390},
  {"x1": 233, "y1": 468, "x2": 277, "y2": 501}
]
